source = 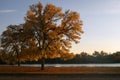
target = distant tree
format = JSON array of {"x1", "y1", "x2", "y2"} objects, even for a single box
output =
[
  {"x1": 80, "y1": 52, "x2": 89, "y2": 57},
  {"x1": 24, "y1": 2, "x2": 83, "y2": 70},
  {"x1": 1, "y1": 25, "x2": 24, "y2": 66},
  {"x1": 100, "y1": 51, "x2": 108, "y2": 56},
  {"x1": 93, "y1": 51, "x2": 108, "y2": 57},
  {"x1": 93, "y1": 51, "x2": 100, "y2": 57},
  {"x1": 73, "y1": 54, "x2": 81, "y2": 63},
  {"x1": 92, "y1": 51, "x2": 110, "y2": 63},
  {"x1": 113, "y1": 52, "x2": 120, "y2": 62}
]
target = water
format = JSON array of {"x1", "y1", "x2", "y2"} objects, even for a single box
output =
[{"x1": 20, "y1": 63, "x2": 120, "y2": 67}]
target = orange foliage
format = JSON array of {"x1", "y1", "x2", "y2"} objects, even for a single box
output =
[
  {"x1": 24, "y1": 2, "x2": 84, "y2": 61},
  {"x1": 0, "y1": 2, "x2": 83, "y2": 65}
]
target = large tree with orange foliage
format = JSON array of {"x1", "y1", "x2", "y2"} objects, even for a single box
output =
[{"x1": 24, "y1": 2, "x2": 83, "y2": 70}]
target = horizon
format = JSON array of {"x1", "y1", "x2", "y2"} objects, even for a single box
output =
[{"x1": 0, "y1": 0, "x2": 120, "y2": 54}]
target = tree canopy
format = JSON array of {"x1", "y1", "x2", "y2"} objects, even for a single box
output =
[
  {"x1": 0, "y1": 2, "x2": 83, "y2": 70},
  {"x1": 1, "y1": 25, "x2": 24, "y2": 65},
  {"x1": 24, "y1": 2, "x2": 83, "y2": 70}
]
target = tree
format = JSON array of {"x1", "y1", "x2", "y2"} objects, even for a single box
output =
[
  {"x1": 100, "y1": 51, "x2": 108, "y2": 56},
  {"x1": 93, "y1": 51, "x2": 108, "y2": 57},
  {"x1": 1, "y1": 25, "x2": 24, "y2": 66},
  {"x1": 25, "y1": 2, "x2": 83, "y2": 70},
  {"x1": 93, "y1": 51, "x2": 100, "y2": 57},
  {"x1": 113, "y1": 52, "x2": 120, "y2": 62}
]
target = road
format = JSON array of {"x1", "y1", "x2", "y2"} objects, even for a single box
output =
[{"x1": 0, "y1": 74, "x2": 120, "y2": 80}]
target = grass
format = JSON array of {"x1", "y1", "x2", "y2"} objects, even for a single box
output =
[{"x1": 0, "y1": 66, "x2": 120, "y2": 74}]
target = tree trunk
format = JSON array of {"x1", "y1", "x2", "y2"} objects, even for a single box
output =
[
  {"x1": 14, "y1": 45, "x2": 20, "y2": 66},
  {"x1": 17, "y1": 52, "x2": 20, "y2": 66},
  {"x1": 18, "y1": 58, "x2": 20, "y2": 66},
  {"x1": 41, "y1": 57, "x2": 45, "y2": 70},
  {"x1": 18, "y1": 62, "x2": 20, "y2": 66}
]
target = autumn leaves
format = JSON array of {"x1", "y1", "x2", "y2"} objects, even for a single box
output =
[{"x1": 0, "y1": 2, "x2": 83, "y2": 70}]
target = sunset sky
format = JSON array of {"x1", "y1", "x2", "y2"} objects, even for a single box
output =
[{"x1": 0, "y1": 0, "x2": 120, "y2": 54}]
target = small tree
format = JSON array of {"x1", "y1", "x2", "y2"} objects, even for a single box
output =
[
  {"x1": 24, "y1": 2, "x2": 83, "y2": 70},
  {"x1": 1, "y1": 25, "x2": 24, "y2": 66}
]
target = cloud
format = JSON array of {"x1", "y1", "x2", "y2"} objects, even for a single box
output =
[{"x1": 0, "y1": 10, "x2": 16, "y2": 13}]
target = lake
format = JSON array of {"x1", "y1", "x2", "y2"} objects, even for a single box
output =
[{"x1": 20, "y1": 63, "x2": 120, "y2": 67}]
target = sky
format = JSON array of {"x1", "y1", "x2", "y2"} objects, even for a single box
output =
[{"x1": 0, "y1": 0, "x2": 120, "y2": 54}]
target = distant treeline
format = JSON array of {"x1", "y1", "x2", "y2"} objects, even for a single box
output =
[
  {"x1": 19, "y1": 51, "x2": 120, "y2": 64},
  {"x1": 0, "y1": 51, "x2": 120, "y2": 64}
]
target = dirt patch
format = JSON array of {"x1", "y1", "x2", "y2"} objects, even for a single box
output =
[{"x1": 0, "y1": 66, "x2": 120, "y2": 74}]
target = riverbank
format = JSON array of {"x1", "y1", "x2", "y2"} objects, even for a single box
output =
[{"x1": 0, "y1": 66, "x2": 120, "y2": 74}]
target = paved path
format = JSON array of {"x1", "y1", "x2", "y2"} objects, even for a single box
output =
[{"x1": 0, "y1": 74, "x2": 120, "y2": 80}]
